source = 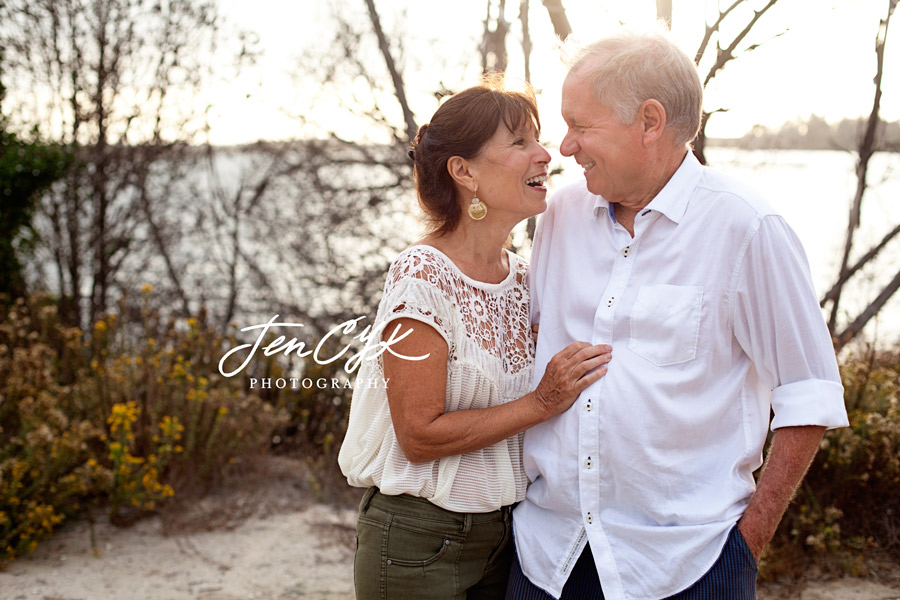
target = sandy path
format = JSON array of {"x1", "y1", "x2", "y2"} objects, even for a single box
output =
[
  {"x1": 4, "y1": 509, "x2": 899, "y2": 600},
  {"x1": 1, "y1": 457, "x2": 898, "y2": 600},
  {"x1": 0, "y1": 504, "x2": 357, "y2": 600}
]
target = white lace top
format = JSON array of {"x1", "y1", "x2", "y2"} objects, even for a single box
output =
[{"x1": 338, "y1": 245, "x2": 535, "y2": 512}]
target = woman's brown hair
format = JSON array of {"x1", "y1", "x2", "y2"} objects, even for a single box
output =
[{"x1": 409, "y1": 81, "x2": 541, "y2": 236}]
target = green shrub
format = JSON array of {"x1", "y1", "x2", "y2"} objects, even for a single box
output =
[
  {"x1": 273, "y1": 351, "x2": 353, "y2": 462},
  {"x1": 766, "y1": 346, "x2": 900, "y2": 578},
  {"x1": 0, "y1": 298, "x2": 101, "y2": 563},
  {"x1": 0, "y1": 292, "x2": 288, "y2": 564},
  {"x1": 86, "y1": 288, "x2": 287, "y2": 498}
]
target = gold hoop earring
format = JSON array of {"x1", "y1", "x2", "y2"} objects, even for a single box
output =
[{"x1": 468, "y1": 195, "x2": 487, "y2": 220}]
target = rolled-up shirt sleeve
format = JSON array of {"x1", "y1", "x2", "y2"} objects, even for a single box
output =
[{"x1": 731, "y1": 214, "x2": 849, "y2": 430}]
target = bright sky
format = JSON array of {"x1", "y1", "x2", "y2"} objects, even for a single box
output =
[{"x1": 206, "y1": 0, "x2": 899, "y2": 146}]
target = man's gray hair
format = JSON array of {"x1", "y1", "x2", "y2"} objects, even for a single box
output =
[{"x1": 568, "y1": 29, "x2": 703, "y2": 146}]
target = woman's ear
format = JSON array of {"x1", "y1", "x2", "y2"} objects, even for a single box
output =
[{"x1": 447, "y1": 156, "x2": 477, "y2": 194}]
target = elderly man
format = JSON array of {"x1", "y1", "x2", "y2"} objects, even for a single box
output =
[{"x1": 507, "y1": 30, "x2": 849, "y2": 600}]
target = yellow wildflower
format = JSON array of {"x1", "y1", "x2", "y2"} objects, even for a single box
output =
[
  {"x1": 107, "y1": 402, "x2": 139, "y2": 436},
  {"x1": 159, "y1": 416, "x2": 184, "y2": 439}
]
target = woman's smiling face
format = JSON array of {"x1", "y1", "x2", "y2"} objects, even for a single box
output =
[{"x1": 466, "y1": 121, "x2": 551, "y2": 222}]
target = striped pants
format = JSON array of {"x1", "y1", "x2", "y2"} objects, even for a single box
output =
[{"x1": 505, "y1": 525, "x2": 757, "y2": 600}]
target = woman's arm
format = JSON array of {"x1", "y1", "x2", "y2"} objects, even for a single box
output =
[{"x1": 383, "y1": 317, "x2": 611, "y2": 463}]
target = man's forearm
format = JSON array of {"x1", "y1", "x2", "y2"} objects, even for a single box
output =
[{"x1": 738, "y1": 425, "x2": 827, "y2": 561}]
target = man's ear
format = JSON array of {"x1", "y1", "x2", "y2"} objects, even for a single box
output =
[
  {"x1": 447, "y1": 156, "x2": 477, "y2": 194},
  {"x1": 638, "y1": 99, "x2": 667, "y2": 144}
]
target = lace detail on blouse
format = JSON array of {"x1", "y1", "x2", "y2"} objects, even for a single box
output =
[
  {"x1": 383, "y1": 246, "x2": 533, "y2": 376},
  {"x1": 338, "y1": 245, "x2": 536, "y2": 512}
]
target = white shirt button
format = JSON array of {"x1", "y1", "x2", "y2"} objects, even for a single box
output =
[
  {"x1": 585, "y1": 512, "x2": 593, "y2": 524},
  {"x1": 585, "y1": 457, "x2": 594, "y2": 469},
  {"x1": 607, "y1": 297, "x2": 615, "y2": 307},
  {"x1": 584, "y1": 400, "x2": 593, "y2": 411},
  {"x1": 623, "y1": 247, "x2": 631, "y2": 257}
]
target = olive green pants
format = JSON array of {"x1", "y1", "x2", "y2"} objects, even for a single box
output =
[{"x1": 354, "y1": 487, "x2": 514, "y2": 600}]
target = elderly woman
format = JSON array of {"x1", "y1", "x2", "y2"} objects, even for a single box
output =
[{"x1": 338, "y1": 82, "x2": 612, "y2": 599}]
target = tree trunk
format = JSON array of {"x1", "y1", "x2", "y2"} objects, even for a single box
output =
[
  {"x1": 692, "y1": 112, "x2": 710, "y2": 165},
  {"x1": 541, "y1": 0, "x2": 572, "y2": 39},
  {"x1": 521, "y1": 0, "x2": 532, "y2": 83},
  {"x1": 481, "y1": 0, "x2": 509, "y2": 75},
  {"x1": 656, "y1": 0, "x2": 672, "y2": 27}
]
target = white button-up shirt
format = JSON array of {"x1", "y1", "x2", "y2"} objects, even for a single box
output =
[{"x1": 513, "y1": 152, "x2": 849, "y2": 600}]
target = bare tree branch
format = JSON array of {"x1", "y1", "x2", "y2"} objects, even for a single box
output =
[
  {"x1": 135, "y1": 154, "x2": 192, "y2": 318},
  {"x1": 820, "y1": 221, "x2": 900, "y2": 308},
  {"x1": 0, "y1": 0, "x2": 239, "y2": 327},
  {"x1": 694, "y1": 0, "x2": 745, "y2": 64},
  {"x1": 827, "y1": 0, "x2": 896, "y2": 343},
  {"x1": 692, "y1": 0, "x2": 780, "y2": 164},
  {"x1": 835, "y1": 267, "x2": 900, "y2": 349},
  {"x1": 702, "y1": 0, "x2": 780, "y2": 88},
  {"x1": 363, "y1": 0, "x2": 417, "y2": 143}
]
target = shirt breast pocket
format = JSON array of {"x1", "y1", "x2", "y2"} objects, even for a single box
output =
[{"x1": 628, "y1": 284, "x2": 703, "y2": 366}]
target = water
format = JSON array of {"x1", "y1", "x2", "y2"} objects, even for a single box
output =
[
  {"x1": 708, "y1": 148, "x2": 900, "y2": 345},
  {"x1": 551, "y1": 147, "x2": 900, "y2": 345},
  {"x1": 32, "y1": 145, "x2": 899, "y2": 346}
]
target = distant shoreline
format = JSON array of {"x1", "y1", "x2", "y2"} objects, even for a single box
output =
[{"x1": 707, "y1": 137, "x2": 900, "y2": 152}]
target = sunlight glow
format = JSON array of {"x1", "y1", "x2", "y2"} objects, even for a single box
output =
[{"x1": 202, "y1": 0, "x2": 897, "y2": 146}]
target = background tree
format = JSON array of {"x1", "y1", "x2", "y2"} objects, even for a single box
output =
[
  {"x1": 0, "y1": 0, "x2": 250, "y2": 327},
  {"x1": 0, "y1": 51, "x2": 70, "y2": 300},
  {"x1": 821, "y1": 0, "x2": 899, "y2": 350},
  {"x1": 185, "y1": 0, "x2": 429, "y2": 337},
  {"x1": 690, "y1": 0, "x2": 782, "y2": 164},
  {"x1": 656, "y1": 0, "x2": 673, "y2": 26},
  {"x1": 482, "y1": 0, "x2": 511, "y2": 74},
  {"x1": 541, "y1": 0, "x2": 572, "y2": 39}
]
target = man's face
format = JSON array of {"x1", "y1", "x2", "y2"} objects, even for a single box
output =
[{"x1": 559, "y1": 70, "x2": 644, "y2": 203}]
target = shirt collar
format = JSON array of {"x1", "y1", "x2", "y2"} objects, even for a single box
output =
[{"x1": 592, "y1": 151, "x2": 702, "y2": 224}]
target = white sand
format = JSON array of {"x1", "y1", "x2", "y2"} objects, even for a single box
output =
[
  {"x1": 1, "y1": 457, "x2": 897, "y2": 600},
  {"x1": 0, "y1": 504, "x2": 357, "y2": 600}
]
